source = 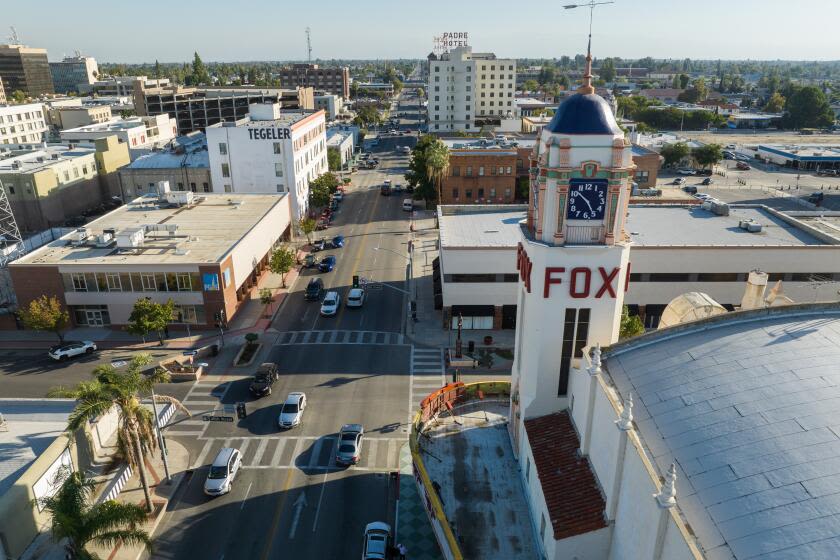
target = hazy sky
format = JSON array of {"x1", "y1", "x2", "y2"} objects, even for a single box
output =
[{"x1": 6, "y1": 0, "x2": 840, "y2": 63}]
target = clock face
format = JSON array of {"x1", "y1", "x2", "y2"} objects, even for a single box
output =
[{"x1": 567, "y1": 179, "x2": 607, "y2": 221}]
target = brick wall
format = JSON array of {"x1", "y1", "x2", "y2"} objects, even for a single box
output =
[
  {"x1": 632, "y1": 152, "x2": 662, "y2": 187},
  {"x1": 441, "y1": 152, "x2": 518, "y2": 204}
]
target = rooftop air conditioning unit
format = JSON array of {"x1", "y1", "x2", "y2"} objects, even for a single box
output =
[
  {"x1": 165, "y1": 190, "x2": 193, "y2": 206},
  {"x1": 51, "y1": 154, "x2": 59, "y2": 160},
  {"x1": 72, "y1": 227, "x2": 90, "y2": 244},
  {"x1": 116, "y1": 228, "x2": 144, "y2": 248}
]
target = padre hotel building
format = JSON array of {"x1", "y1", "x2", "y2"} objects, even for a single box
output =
[{"x1": 424, "y1": 59, "x2": 840, "y2": 559}]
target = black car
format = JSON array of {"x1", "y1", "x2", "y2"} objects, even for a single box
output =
[
  {"x1": 249, "y1": 362, "x2": 279, "y2": 397},
  {"x1": 305, "y1": 278, "x2": 325, "y2": 301},
  {"x1": 701, "y1": 177, "x2": 713, "y2": 185}
]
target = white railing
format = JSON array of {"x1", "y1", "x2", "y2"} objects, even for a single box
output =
[{"x1": 566, "y1": 225, "x2": 605, "y2": 245}]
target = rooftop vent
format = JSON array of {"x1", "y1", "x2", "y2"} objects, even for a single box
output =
[
  {"x1": 116, "y1": 228, "x2": 144, "y2": 248},
  {"x1": 71, "y1": 227, "x2": 90, "y2": 245}
]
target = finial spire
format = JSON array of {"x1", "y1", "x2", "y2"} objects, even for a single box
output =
[
  {"x1": 616, "y1": 392, "x2": 633, "y2": 431},
  {"x1": 588, "y1": 344, "x2": 602, "y2": 376},
  {"x1": 656, "y1": 463, "x2": 678, "y2": 508},
  {"x1": 563, "y1": 1, "x2": 615, "y2": 94}
]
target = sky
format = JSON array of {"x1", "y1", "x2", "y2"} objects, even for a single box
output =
[{"x1": 5, "y1": 0, "x2": 840, "y2": 63}]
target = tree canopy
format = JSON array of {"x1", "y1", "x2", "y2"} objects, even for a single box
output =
[
  {"x1": 405, "y1": 135, "x2": 449, "y2": 203},
  {"x1": 783, "y1": 86, "x2": 835, "y2": 129},
  {"x1": 189, "y1": 52, "x2": 211, "y2": 86},
  {"x1": 20, "y1": 295, "x2": 69, "y2": 342},
  {"x1": 692, "y1": 144, "x2": 724, "y2": 169},
  {"x1": 327, "y1": 147, "x2": 341, "y2": 171},
  {"x1": 269, "y1": 245, "x2": 296, "y2": 288},
  {"x1": 660, "y1": 142, "x2": 690, "y2": 167},
  {"x1": 126, "y1": 298, "x2": 175, "y2": 344}
]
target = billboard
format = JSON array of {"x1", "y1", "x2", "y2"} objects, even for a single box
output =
[{"x1": 433, "y1": 32, "x2": 469, "y2": 55}]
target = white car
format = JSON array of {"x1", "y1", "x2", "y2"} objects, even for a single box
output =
[
  {"x1": 48, "y1": 341, "x2": 97, "y2": 361},
  {"x1": 400, "y1": 146, "x2": 411, "y2": 154},
  {"x1": 278, "y1": 392, "x2": 307, "y2": 429},
  {"x1": 204, "y1": 447, "x2": 241, "y2": 497},
  {"x1": 362, "y1": 521, "x2": 392, "y2": 560},
  {"x1": 346, "y1": 288, "x2": 366, "y2": 308},
  {"x1": 320, "y1": 291, "x2": 340, "y2": 316}
]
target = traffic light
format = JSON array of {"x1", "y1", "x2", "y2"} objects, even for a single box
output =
[
  {"x1": 352, "y1": 275, "x2": 359, "y2": 288},
  {"x1": 236, "y1": 402, "x2": 247, "y2": 419},
  {"x1": 214, "y1": 311, "x2": 222, "y2": 322}
]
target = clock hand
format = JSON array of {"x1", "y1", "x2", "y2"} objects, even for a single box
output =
[{"x1": 581, "y1": 195, "x2": 594, "y2": 212}]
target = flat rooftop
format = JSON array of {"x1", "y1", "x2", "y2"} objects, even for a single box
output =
[
  {"x1": 0, "y1": 400, "x2": 74, "y2": 496},
  {"x1": 438, "y1": 205, "x2": 527, "y2": 249},
  {"x1": 14, "y1": 193, "x2": 287, "y2": 266},
  {"x1": 626, "y1": 206, "x2": 826, "y2": 247},
  {"x1": 61, "y1": 118, "x2": 143, "y2": 134},
  {"x1": 759, "y1": 145, "x2": 840, "y2": 159},
  {"x1": 127, "y1": 135, "x2": 209, "y2": 170},
  {"x1": 0, "y1": 146, "x2": 95, "y2": 174}
]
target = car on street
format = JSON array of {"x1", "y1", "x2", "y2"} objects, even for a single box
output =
[
  {"x1": 305, "y1": 278, "x2": 325, "y2": 301},
  {"x1": 249, "y1": 362, "x2": 279, "y2": 397},
  {"x1": 362, "y1": 522, "x2": 392, "y2": 560},
  {"x1": 683, "y1": 185, "x2": 698, "y2": 194},
  {"x1": 311, "y1": 238, "x2": 327, "y2": 252},
  {"x1": 736, "y1": 161, "x2": 751, "y2": 170},
  {"x1": 204, "y1": 447, "x2": 241, "y2": 497},
  {"x1": 400, "y1": 146, "x2": 411, "y2": 154},
  {"x1": 320, "y1": 291, "x2": 340, "y2": 316},
  {"x1": 330, "y1": 235, "x2": 345, "y2": 248},
  {"x1": 336, "y1": 423, "x2": 364, "y2": 466},
  {"x1": 672, "y1": 177, "x2": 686, "y2": 185},
  {"x1": 319, "y1": 255, "x2": 337, "y2": 272},
  {"x1": 701, "y1": 177, "x2": 713, "y2": 185},
  {"x1": 277, "y1": 392, "x2": 307, "y2": 429},
  {"x1": 676, "y1": 168, "x2": 696, "y2": 176},
  {"x1": 346, "y1": 288, "x2": 366, "y2": 308},
  {"x1": 304, "y1": 254, "x2": 318, "y2": 269},
  {"x1": 49, "y1": 341, "x2": 97, "y2": 361}
]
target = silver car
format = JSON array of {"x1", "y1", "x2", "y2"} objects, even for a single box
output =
[
  {"x1": 336, "y1": 424, "x2": 364, "y2": 466},
  {"x1": 278, "y1": 392, "x2": 307, "y2": 429},
  {"x1": 204, "y1": 447, "x2": 241, "y2": 497}
]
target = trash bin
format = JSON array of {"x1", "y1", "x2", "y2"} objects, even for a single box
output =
[{"x1": 211, "y1": 344, "x2": 219, "y2": 357}]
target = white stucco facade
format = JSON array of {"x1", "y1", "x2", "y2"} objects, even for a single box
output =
[{"x1": 206, "y1": 105, "x2": 327, "y2": 221}]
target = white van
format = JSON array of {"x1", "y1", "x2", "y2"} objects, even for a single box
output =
[{"x1": 402, "y1": 199, "x2": 413, "y2": 211}]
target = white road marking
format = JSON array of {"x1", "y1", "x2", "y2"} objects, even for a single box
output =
[
  {"x1": 240, "y1": 482, "x2": 252, "y2": 511},
  {"x1": 252, "y1": 438, "x2": 269, "y2": 465},
  {"x1": 308, "y1": 439, "x2": 324, "y2": 469},
  {"x1": 192, "y1": 440, "x2": 213, "y2": 469},
  {"x1": 288, "y1": 492, "x2": 308, "y2": 539},
  {"x1": 271, "y1": 438, "x2": 287, "y2": 465},
  {"x1": 311, "y1": 473, "x2": 328, "y2": 533}
]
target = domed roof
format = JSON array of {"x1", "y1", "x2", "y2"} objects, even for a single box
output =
[{"x1": 545, "y1": 93, "x2": 622, "y2": 135}]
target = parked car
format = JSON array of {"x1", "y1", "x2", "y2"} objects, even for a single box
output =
[
  {"x1": 49, "y1": 341, "x2": 97, "y2": 361},
  {"x1": 672, "y1": 177, "x2": 686, "y2": 185},
  {"x1": 330, "y1": 235, "x2": 345, "y2": 248},
  {"x1": 701, "y1": 177, "x2": 713, "y2": 185},
  {"x1": 676, "y1": 168, "x2": 696, "y2": 176},
  {"x1": 736, "y1": 161, "x2": 751, "y2": 170},
  {"x1": 277, "y1": 392, "x2": 307, "y2": 429},
  {"x1": 346, "y1": 288, "x2": 366, "y2": 308},
  {"x1": 683, "y1": 185, "x2": 698, "y2": 194},
  {"x1": 336, "y1": 424, "x2": 364, "y2": 466},
  {"x1": 319, "y1": 255, "x2": 337, "y2": 272},
  {"x1": 362, "y1": 522, "x2": 392, "y2": 560},
  {"x1": 305, "y1": 278, "x2": 325, "y2": 301},
  {"x1": 316, "y1": 218, "x2": 329, "y2": 230},
  {"x1": 204, "y1": 447, "x2": 241, "y2": 497},
  {"x1": 320, "y1": 291, "x2": 340, "y2": 316},
  {"x1": 312, "y1": 238, "x2": 327, "y2": 252},
  {"x1": 303, "y1": 254, "x2": 318, "y2": 269},
  {"x1": 249, "y1": 362, "x2": 279, "y2": 397}
]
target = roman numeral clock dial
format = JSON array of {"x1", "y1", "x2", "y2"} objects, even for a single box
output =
[{"x1": 566, "y1": 179, "x2": 607, "y2": 221}]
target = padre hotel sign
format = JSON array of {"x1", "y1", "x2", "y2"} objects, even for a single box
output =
[{"x1": 433, "y1": 32, "x2": 469, "y2": 54}]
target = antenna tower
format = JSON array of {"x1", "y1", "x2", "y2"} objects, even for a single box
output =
[
  {"x1": 9, "y1": 26, "x2": 20, "y2": 44},
  {"x1": 306, "y1": 27, "x2": 312, "y2": 63},
  {"x1": 0, "y1": 181, "x2": 23, "y2": 268}
]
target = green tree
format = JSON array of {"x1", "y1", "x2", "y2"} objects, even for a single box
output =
[
  {"x1": 190, "y1": 52, "x2": 210, "y2": 86},
  {"x1": 516, "y1": 176, "x2": 530, "y2": 201},
  {"x1": 39, "y1": 469, "x2": 152, "y2": 559},
  {"x1": 599, "y1": 58, "x2": 616, "y2": 83},
  {"x1": 20, "y1": 295, "x2": 69, "y2": 342},
  {"x1": 327, "y1": 147, "x2": 341, "y2": 171},
  {"x1": 558, "y1": 74, "x2": 571, "y2": 90},
  {"x1": 678, "y1": 77, "x2": 708, "y2": 103},
  {"x1": 425, "y1": 140, "x2": 450, "y2": 206},
  {"x1": 783, "y1": 86, "x2": 835, "y2": 129},
  {"x1": 260, "y1": 288, "x2": 274, "y2": 316},
  {"x1": 268, "y1": 245, "x2": 296, "y2": 288},
  {"x1": 392, "y1": 78, "x2": 403, "y2": 94},
  {"x1": 154, "y1": 59, "x2": 161, "y2": 79},
  {"x1": 619, "y1": 306, "x2": 645, "y2": 339},
  {"x1": 48, "y1": 355, "x2": 187, "y2": 512},
  {"x1": 522, "y1": 79, "x2": 539, "y2": 92},
  {"x1": 298, "y1": 216, "x2": 317, "y2": 244},
  {"x1": 310, "y1": 172, "x2": 340, "y2": 195},
  {"x1": 126, "y1": 298, "x2": 175, "y2": 345},
  {"x1": 660, "y1": 142, "x2": 690, "y2": 167},
  {"x1": 692, "y1": 143, "x2": 724, "y2": 169},
  {"x1": 678, "y1": 74, "x2": 690, "y2": 89},
  {"x1": 537, "y1": 65, "x2": 556, "y2": 86},
  {"x1": 416, "y1": 87, "x2": 425, "y2": 98},
  {"x1": 11, "y1": 90, "x2": 26, "y2": 104},
  {"x1": 764, "y1": 92, "x2": 785, "y2": 113},
  {"x1": 353, "y1": 105, "x2": 381, "y2": 127}
]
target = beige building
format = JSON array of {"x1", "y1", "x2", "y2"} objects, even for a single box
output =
[
  {"x1": 0, "y1": 44, "x2": 54, "y2": 96},
  {"x1": 47, "y1": 103, "x2": 112, "y2": 133},
  {"x1": 0, "y1": 137, "x2": 130, "y2": 232},
  {"x1": 59, "y1": 114, "x2": 177, "y2": 153}
]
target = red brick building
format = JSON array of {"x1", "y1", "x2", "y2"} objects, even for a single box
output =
[{"x1": 440, "y1": 146, "x2": 518, "y2": 204}]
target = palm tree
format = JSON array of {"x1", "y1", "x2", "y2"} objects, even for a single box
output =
[
  {"x1": 40, "y1": 468, "x2": 152, "y2": 560},
  {"x1": 425, "y1": 140, "x2": 450, "y2": 207},
  {"x1": 48, "y1": 355, "x2": 189, "y2": 512}
]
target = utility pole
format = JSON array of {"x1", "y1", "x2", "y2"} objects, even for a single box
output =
[{"x1": 306, "y1": 27, "x2": 312, "y2": 63}]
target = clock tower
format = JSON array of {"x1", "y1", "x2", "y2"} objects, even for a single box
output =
[{"x1": 511, "y1": 55, "x2": 634, "y2": 422}]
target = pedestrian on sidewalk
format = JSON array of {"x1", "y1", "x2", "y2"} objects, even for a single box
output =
[{"x1": 398, "y1": 543, "x2": 407, "y2": 559}]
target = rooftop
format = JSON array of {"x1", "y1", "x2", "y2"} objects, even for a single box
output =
[
  {"x1": 0, "y1": 400, "x2": 74, "y2": 496},
  {"x1": 438, "y1": 205, "x2": 527, "y2": 249},
  {"x1": 626, "y1": 206, "x2": 828, "y2": 247},
  {"x1": 13, "y1": 193, "x2": 287, "y2": 266},
  {"x1": 61, "y1": 118, "x2": 144, "y2": 134},
  {"x1": 604, "y1": 306, "x2": 840, "y2": 559},
  {"x1": 759, "y1": 145, "x2": 840, "y2": 160},
  {"x1": 127, "y1": 133, "x2": 209, "y2": 170},
  {"x1": 524, "y1": 411, "x2": 608, "y2": 540},
  {"x1": 0, "y1": 145, "x2": 96, "y2": 175}
]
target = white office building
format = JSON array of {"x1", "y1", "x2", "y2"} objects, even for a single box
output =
[
  {"x1": 0, "y1": 103, "x2": 48, "y2": 148},
  {"x1": 49, "y1": 55, "x2": 99, "y2": 94},
  {"x1": 427, "y1": 46, "x2": 516, "y2": 133},
  {"x1": 59, "y1": 114, "x2": 177, "y2": 154},
  {"x1": 206, "y1": 104, "x2": 327, "y2": 220}
]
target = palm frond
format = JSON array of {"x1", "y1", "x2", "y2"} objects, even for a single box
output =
[
  {"x1": 151, "y1": 394, "x2": 191, "y2": 417},
  {"x1": 91, "y1": 529, "x2": 153, "y2": 551},
  {"x1": 86, "y1": 500, "x2": 149, "y2": 535}
]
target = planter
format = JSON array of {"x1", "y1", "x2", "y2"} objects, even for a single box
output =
[
  {"x1": 160, "y1": 360, "x2": 204, "y2": 382},
  {"x1": 233, "y1": 342, "x2": 263, "y2": 368}
]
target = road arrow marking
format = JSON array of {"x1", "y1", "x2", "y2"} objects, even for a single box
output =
[{"x1": 288, "y1": 492, "x2": 308, "y2": 539}]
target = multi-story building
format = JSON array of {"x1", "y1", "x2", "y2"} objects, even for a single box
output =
[
  {"x1": 427, "y1": 46, "x2": 516, "y2": 133},
  {"x1": 0, "y1": 136, "x2": 130, "y2": 231},
  {"x1": 8, "y1": 192, "x2": 292, "y2": 330},
  {"x1": 630, "y1": 144, "x2": 662, "y2": 187},
  {"x1": 439, "y1": 140, "x2": 518, "y2": 205},
  {"x1": 278, "y1": 64, "x2": 350, "y2": 99},
  {"x1": 206, "y1": 104, "x2": 326, "y2": 220},
  {"x1": 326, "y1": 128, "x2": 354, "y2": 170},
  {"x1": 134, "y1": 82, "x2": 314, "y2": 135},
  {"x1": 119, "y1": 132, "x2": 211, "y2": 199},
  {"x1": 0, "y1": 103, "x2": 49, "y2": 147},
  {"x1": 46, "y1": 103, "x2": 113, "y2": 133},
  {"x1": 0, "y1": 44, "x2": 54, "y2": 97},
  {"x1": 0, "y1": 76, "x2": 6, "y2": 104},
  {"x1": 49, "y1": 55, "x2": 99, "y2": 94},
  {"x1": 59, "y1": 114, "x2": 177, "y2": 154},
  {"x1": 314, "y1": 94, "x2": 343, "y2": 120},
  {"x1": 78, "y1": 76, "x2": 169, "y2": 97}
]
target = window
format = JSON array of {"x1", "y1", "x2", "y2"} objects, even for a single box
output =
[
  {"x1": 490, "y1": 188, "x2": 496, "y2": 198},
  {"x1": 221, "y1": 163, "x2": 230, "y2": 178},
  {"x1": 526, "y1": 456, "x2": 531, "y2": 482},
  {"x1": 177, "y1": 182, "x2": 184, "y2": 190},
  {"x1": 105, "y1": 273, "x2": 121, "y2": 291},
  {"x1": 465, "y1": 166, "x2": 472, "y2": 177},
  {"x1": 277, "y1": 184, "x2": 285, "y2": 193},
  {"x1": 478, "y1": 188, "x2": 485, "y2": 198},
  {"x1": 73, "y1": 167, "x2": 79, "y2": 178},
  {"x1": 202, "y1": 182, "x2": 210, "y2": 192},
  {"x1": 505, "y1": 188, "x2": 511, "y2": 198},
  {"x1": 7, "y1": 186, "x2": 13, "y2": 194},
  {"x1": 452, "y1": 188, "x2": 459, "y2": 199},
  {"x1": 273, "y1": 142, "x2": 282, "y2": 154},
  {"x1": 479, "y1": 166, "x2": 484, "y2": 176},
  {"x1": 697, "y1": 273, "x2": 740, "y2": 282},
  {"x1": 540, "y1": 514, "x2": 546, "y2": 542},
  {"x1": 275, "y1": 163, "x2": 283, "y2": 177},
  {"x1": 176, "y1": 273, "x2": 192, "y2": 291},
  {"x1": 491, "y1": 166, "x2": 497, "y2": 176},
  {"x1": 559, "y1": 308, "x2": 590, "y2": 396},
  {"x1": 190, "y1": 182, "x2": 197, "y2": 192},
  {"x1": 219, "y1": 142, "x2": 227, "y2": 155},
  {"x1": 451, "y1": 166, "x2": 460, "y2": 176},
  {"x1": 649, "y1": 273, "x2": 690, "y2": 282},
  {"x1": 140, "y1": 273, "x2": 156, "y2": 291},
  {"x1": 506, "y1": 166, "x2": 512, "y2": 174},
  {"x1": 72, "y1": 273, "x2": 87, "y2": 291},
  {"x1": 224, "y1": 184, "x2": 232, "y2": 193},
  {"x1": 466, "y1": 189, "x2": 473, "y2": 199}
]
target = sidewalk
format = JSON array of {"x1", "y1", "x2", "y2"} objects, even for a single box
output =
[
  {"x1": 397, "y1": 443, "x2": 442, "y2": 560},
  {"x1": 406, "y1": 211, "x2": 516, "y2": 351}
]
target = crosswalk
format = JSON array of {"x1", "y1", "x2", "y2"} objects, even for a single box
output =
[
  {"x1": 163, "y1": 378, "x2": 234, "y2": 436},
  {"x1": 189, "y1": 435, "x2": 403, "y2": 472},
  {"x1": 410, "y1": 347, "x2": 446, "y2": 411},
  {"x1": 276, "y1": 330, "x2": 405, "y2": 346}
]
